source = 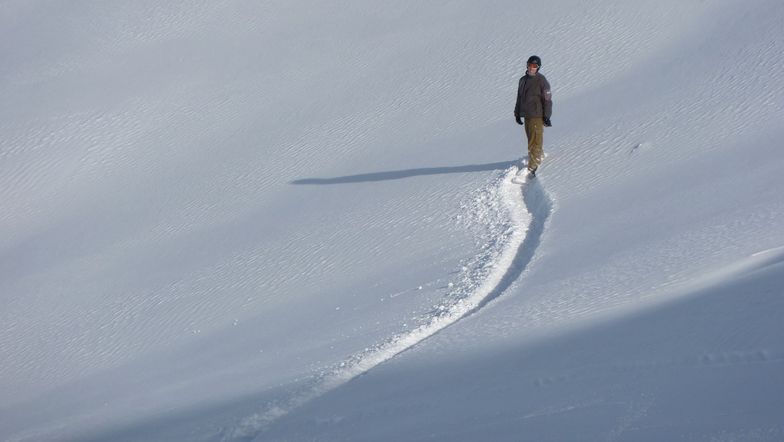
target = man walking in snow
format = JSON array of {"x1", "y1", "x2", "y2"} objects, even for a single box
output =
[{"x1": 514, "y1": 55, "x2": 552, "y2": 177}]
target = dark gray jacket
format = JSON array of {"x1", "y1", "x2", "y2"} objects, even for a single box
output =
[{"x1": 514, "y1": 72, "x2": 552, "y2": 119}]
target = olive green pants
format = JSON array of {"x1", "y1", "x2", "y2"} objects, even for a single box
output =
[{"x1": 524, "y1": 117, "x2": 544, "y2": 171}]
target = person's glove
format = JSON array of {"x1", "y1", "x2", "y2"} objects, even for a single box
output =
[
  {"x1": 515, "y1": 115, "x2": 523, "y2": 125},
  {"x1": 543, "y1": 117, "x2": 552, "y2": 127}
]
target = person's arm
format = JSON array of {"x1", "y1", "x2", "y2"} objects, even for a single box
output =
[
  {"x1": 514, "y1": 78, "x2": 523, "y2": 124},
  {"x1": 542, "y1": 77, "x2": 552, "y2": 126}
]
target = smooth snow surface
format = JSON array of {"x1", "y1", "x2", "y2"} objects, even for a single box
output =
[{"x1": 2, "y1": 1, "x2": 784, "y2": 441}]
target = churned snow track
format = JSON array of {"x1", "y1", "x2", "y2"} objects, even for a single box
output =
[
  {"x1": 225, "y1": 166, "x2": 553, "y2": 441},
  {"x1": 464, "y1": 170, "x2": 553, "y2": 319}
]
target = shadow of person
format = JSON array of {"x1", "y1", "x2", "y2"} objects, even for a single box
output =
[{"x1": 291, "y1": 160, "x2": 518, "y2": 185}]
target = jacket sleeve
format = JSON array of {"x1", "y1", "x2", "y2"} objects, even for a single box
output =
[
  {"x1": 514, "y1": 77, "x2": 523, "y2": 118},
  {"x1": 541, "y1": 77, "x2": 552, "y2": 119}
]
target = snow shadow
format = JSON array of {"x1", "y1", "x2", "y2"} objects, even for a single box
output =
[
  {"x1": 290, "y1": 160, "x2": 516, "y2": 185},
  {"x1": 261, "y1": 254, "x2": 784, "y2": 441},
  {"x1": 72, "y1": 385, "x2": 296, "y2": 442},
  {"x1": 71, "y1": 249, "x2": 784, "y2": 441}
]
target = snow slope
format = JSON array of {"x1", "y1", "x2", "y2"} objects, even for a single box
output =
[{"x1": 2, "y1": 0, "x2": 783, "y2": 441}]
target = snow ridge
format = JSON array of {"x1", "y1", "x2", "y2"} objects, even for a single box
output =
[{"x1": 224, "y1": 166, "x2": 553, "y2": 441}]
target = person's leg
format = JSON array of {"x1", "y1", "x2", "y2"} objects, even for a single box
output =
[{"x1": 525, "y1": 117, "x2": 544, "y2": 171}]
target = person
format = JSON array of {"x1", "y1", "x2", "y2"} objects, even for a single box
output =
[{"x1": 514, "y1": 55, "x2": 552, "y2": 177}]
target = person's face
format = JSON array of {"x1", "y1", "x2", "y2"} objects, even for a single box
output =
[{"x1": 528, "y1": 63, "x2": 539, "y2": 73}]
